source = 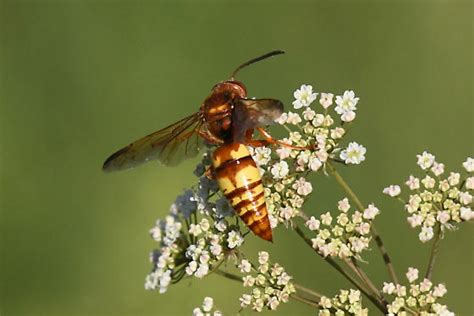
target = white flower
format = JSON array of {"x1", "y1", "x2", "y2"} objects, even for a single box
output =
[
  {"x1": 303, "y1": 107, "x2": 316, "y2": 120},
  {"x1": 189, "y1": 224, "x2": 202, "y2": 236},
  {"x1": 420, "y1": 278, "x2": 432, "y2": 292},
  {"x1": 239, "y1": 259, "x2": 252, "y2": 273},
  {"x1": 258, "y1": 251, "x2": 270, "y2": 264},
  {"x1": 466, "y1": 177, "x2": 474, "y2": 190},
  {"x1": 460, "y1": 207, "x2": 473, "y2": 221},
  {"x1": 463, "y1": 157, "x2": 474, "y2": 172},
  {"x1": 416, "y1": 151, "x2": 435, "y2": 170},
  {"x1": 275, "y1": 112, "x2": 288, "y2": 125},
  {"x1": 193, "y1": 308, "x2": 204, "y2": 316},
  {"x1": 459, "y1": 191, "x2": 472, "y2": 205},
  {"x1": 421, "y1": 175, "x2": 436, "y2": 189},
  {"x1": 431, "y1": 162, "x2": 445, "y2": 176},
  {"x1": 363, "y1": 204, "x2": 380, "y2": 220},
  {"x1": 436, "y1": 211, "x2": 450, "y2": 224},
  {"x1": 271, "y1": 161, "x2": 289, "y2": 179},
  {"x1": 276, "y1": 140, "x2": 292, "y2": 160},
  {"x1": 267, "y1": 296, "x2": 280, "y2": 310},
  {"x1": 286, "y1": 112, "x2": 302, "y2": 124},
  {"x1": 280, "y1": 206, "x2": 296, "y2": 220},
  {"x1": 308, "y1": 156, "x2": 322, "y2": 171},
  {"x1": 293, "y1": 84, "x2": 318, "y2": 109},
  {"x1": 319, "y1": 92, "x2": 334, "y2": 109},
  {"x1": 340, "y1": 142, "x2": 366, "y2": 165},
  {"x1": 338, "y1": 198, "x2": 351, "y2": 212},
  {"x1": 448, "y1": 172, "x2": 460, "y2": 186},
  {"x1": 341, "y1": 110, "x2": 356, "y2": 122},
  {"x1": 407, "y1": 214, "x2": 423, "y2": 228},
  {"x1": 433, "y1": 284, "x2": 447, "y2": 297},
  {"x1": 406, "y1": 267, "x2": 419, "y2": 283},
  {"x1": 195, "y1": 263, "x2": 209, "y2": 278},
  {"x1": 240, "y1": 294, "x2": 252, "y2": 307},
  {"x1": 405, "y1": 175, "x2": 420, "y2": 190},
  {"x1": 186, "y1": 261, "x2": 198, "y2": 275},
  {"x1": 335, "y1": 90, "x2": 359, "y2": 114},
  {"x1": 383, "y1": 282, "x2": 396, "y2": 294},
  {"x1": 227, "y1": 230, "x2": 243, "y2": 249},
  {"x1": 242, "y1": 275, "x2": 255, "y2": 287},
  {"x1": 210, "y1": 243, "x2": 222, "y2": 256},
  {"x1": 306, "y1": 216, "x2": 320, "y2": 230},
  {"x1": 419, "y1": 226, "x2": 434, "y2": 242},
  {"x1": 202, "y1": 297, "x2": 214, "y2": 312},
  {"x1": 253, "y1": 147, "x2": 272, "y2": 166},
  {"x1": 383, "y1": 185, "x2": 401, "y2": 197},
  {"x1": 330, "y1": 127, "x2": 345, "y2": 139},
  {"x1": 292, "y1": 177, "x2": 313, "y2": 196},
  {"x1": 321, "y1": 212, "x2": 333, "y2": 226}
]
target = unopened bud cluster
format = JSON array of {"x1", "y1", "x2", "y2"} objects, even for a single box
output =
[
  {"x1": 382, "y1": 267, "x2": 453, "y2": 315},
  {"x1": 306, "y1": 198, "x2": 380, "y2": 258},
  {"x1": 238, "y1": 252, "x2": 295, "y2": 312},
  {"x1": 384, "y1": 153, "x2": 473, "y2": 242},
  {"x1": 318, "y1": 289, "x2": 368, "y2": 316}
]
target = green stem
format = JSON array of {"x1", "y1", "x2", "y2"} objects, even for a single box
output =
[
  {"x1": 327, "y1": 162, "x2": 399, "y2": 284},
  {"x1": 294, "y1": 283, "x2": 323, "y2": 301},
  {"x1": 425, "y1": 224, "x2": 442, "y2": 280},
  {"x1": 349, "y1": 258, "x2": 388, "y2": 308}
]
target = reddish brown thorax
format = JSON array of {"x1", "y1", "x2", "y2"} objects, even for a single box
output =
[{"x1": 201, "y1": 80, "x2": 247, "y2": 143}]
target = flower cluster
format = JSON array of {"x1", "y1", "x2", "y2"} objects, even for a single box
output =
[
  {"x1": 185, "y1": 216, "x2": 243, "y2": 279},
  {"x1": 306, "y1": 198, "x2": 380, "y2": 259},
  {"x1": 248, "y1": 84, "x2": 366, "y2": 228},
  {"x1": 192, "y1": 297, "x2": 222, "y2": 316},
  {"x1": 318, "y1": 289, "x2": 368, "y2": 316},
  {"x1": 238, "y1": 252, "x2": 296, "y2": 312},
  {"x1": 382, "y1": 267, "x2": 453, "y2": 315},
  {"x1": 145, "y1": 168, "x2": 246, "y2": 293},
  {"x1": 384, "y1": 152, "x2": 473, "y2": 242},
  {"x1": 145, "y1": 212, "x2": 186, "y2": 293}
]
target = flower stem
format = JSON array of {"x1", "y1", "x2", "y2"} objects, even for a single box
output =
[
  {"x1": 290, "y1": 293, "x2": 320, "y2": 308},
  {"x1": 327, "y1": 162, "x2": 399, "y2": 284},
  {"x1": 348, "y1": 258, "x2": 388, "y2": 308},
  {"x1": 425, "y1": 224, "x2": 442, "y2": 280},
  {"x1": 294, "y1": 226, "x2": 387, "y2": 314},
  {"x1": 294, "y1": 283, "x2": 323, "y2": 301}
]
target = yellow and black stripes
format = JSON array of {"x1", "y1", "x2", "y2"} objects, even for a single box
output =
[{"x1": 212, "y1": 143, "x2": 272, "y2": 242}]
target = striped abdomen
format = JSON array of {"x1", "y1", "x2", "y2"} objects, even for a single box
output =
[{"x1": 212, "y1": 143, "x2": 272, "y2": 242}]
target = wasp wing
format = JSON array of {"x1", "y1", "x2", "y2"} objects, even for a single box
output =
[
  {"x1": 232, "y1": 98, "x2": 284, "y2": 142},
  {"x1": 103, "y1": 112, "x2": 205, "y2": 172}
]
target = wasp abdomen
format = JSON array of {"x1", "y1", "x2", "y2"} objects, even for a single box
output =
[{"x1": 212, "y1": 143, "x2": 272, "y2": 242}]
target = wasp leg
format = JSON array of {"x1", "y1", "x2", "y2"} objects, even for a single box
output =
[
  {"x1": 198, "y1": 130, "x2": 223, "y2": 145},
  {"x1": 203, "y1": 166, "x2": 215, "y2": 180},
  {"x1": 255, "y1": 127, "x2": 315, "y2": 151}
]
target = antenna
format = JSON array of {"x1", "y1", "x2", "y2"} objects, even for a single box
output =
[{"x1": 230, "y1": 50, "x2": 285, "y2": 79}]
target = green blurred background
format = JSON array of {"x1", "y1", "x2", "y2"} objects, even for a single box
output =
[{"x1": 1, "y1": 1, "x2": 472, "y2": 315}]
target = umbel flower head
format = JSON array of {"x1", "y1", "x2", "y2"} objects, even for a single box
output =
[
  {"x1": 249, "y1": 84, "x2": 366, "y2": 229},
  {"x1": 384, "y1": 153, "x2": 473, "y2": 242},
  {"x1": 305, "y1": 198, "x2": 380, "y2": 259},
  {"x1": 145, "y1": 162, "x2": 247, "y2": 293},
  {"x1": 318, "y1": 289, "x2": 368, "y2": 316},
  {"x1": 238, "y1": 252, "x2": 296, "y2": 312},
  {"x1": 382, "y1": 267, "x2": 453, "y2": 315}
]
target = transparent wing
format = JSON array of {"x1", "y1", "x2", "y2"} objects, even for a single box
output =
[
  {"x1": 103, "y1": 112, "x2": 205, "y2": 172},
  {"x1": 232, "y1": 98, "x2": 284, "y2": 141}
]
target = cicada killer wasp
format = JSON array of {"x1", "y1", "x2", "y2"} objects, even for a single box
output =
[{"x1": 103, "y1": 50, "x2": 301, "y2": 242}]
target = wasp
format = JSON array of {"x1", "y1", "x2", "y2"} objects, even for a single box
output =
[{"x1": 103, "y1": 50, "x2": 302, "y2": 242}]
